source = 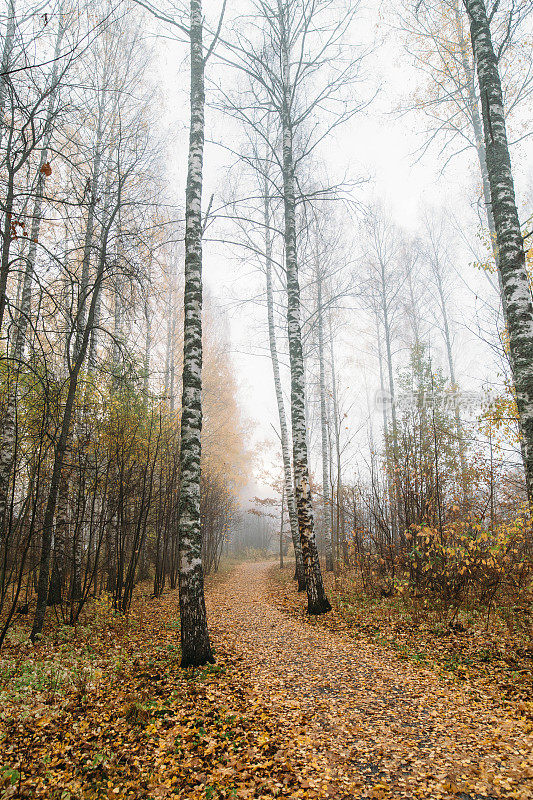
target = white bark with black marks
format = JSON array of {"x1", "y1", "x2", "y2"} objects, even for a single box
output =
[
  {"x1": 279, "y1": 1, "x2": 330, "y2": 614},
  {"x1": 317, "y1": 267, "x2": 333, "y2": 571},
  {"x1": 0, "y1": 19, "x2": 64, "y2": 545},
  {"x1": 452, "y1": 0, "x2": 503, "y2": 303},
  {"x1": 177, "y1": 0, "x2": 214, "y2": 668},
  {"x1": 263, "y1": 170, "x2": 306, "y2": 589},
  {"x1": 30, "y1": 179, "x2": 124, "y2": 642},
  {"x1": 464, "y1": 0, "x2": 533, "y2": 504},
  {"x1": 0, "y1": 0, "x2": 15, "y2": 149}
]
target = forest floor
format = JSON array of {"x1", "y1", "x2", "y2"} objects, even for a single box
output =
[{"x1": 0, "y1": 561, "x2": 531, "y2": 800}]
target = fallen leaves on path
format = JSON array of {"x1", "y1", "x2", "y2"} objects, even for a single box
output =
[
  {"x1": 0, "y1": 575, "x2": 328, "y2": 799},
  {"x1": 207, "y1": 561, "x2": 533, "y2": 800},
  {"x1": 269, "y1": 566, "x2": 532, "y2": 707},
  {"x1": 1, "y1": 562, "x2": 532, "y2": 800}
]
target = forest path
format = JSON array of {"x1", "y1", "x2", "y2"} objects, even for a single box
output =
[{"x1": 207, "y1": 561, "x2": 532, "y2": 800}]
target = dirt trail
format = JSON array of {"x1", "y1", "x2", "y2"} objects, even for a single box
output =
[{"x1": 207, "y1": 561, "x2": 532, "y2": 799}]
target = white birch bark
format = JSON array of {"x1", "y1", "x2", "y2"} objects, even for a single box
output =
[
  {"x1": 47, "y1": 472, "x2": 68, "y2": 606},
  {"x1": 464, "y1": 0, "x2": 533, "y2": 504},
  {"x1": 380, "y1": 257, "x2": 399, "y2": 462},
  {"x1": 0, "y1": 20, "x2": 64, "y2": 544},
  {"x1": 377, "y1": 250, "x2": 401, "y2": 540},
  {"x1": 74, "y1": 134, "x2": 104, "y2": 360},
  {"x1": 278, "y1": 0, "x2": 330, "y2": 613},
  {"x1": 0, "y1": 0, "x2": 15, "y2": 149},
  {"x1": 177, "y1": 0, "x2": 214, "y2": 666},
  {"x1": 144, "y1": 294, "x2": 151, "y2": 397},
  {"x1": 88, "y1": 158, "x2": 114, "y2": 372},
  {"x1": 263, "y1": 169, "x2": 306, "y2": 589},
  {"x1": 329, "y1": 325, "x2": 349, "y2": 566},
  {"x1": 279, "y1": 487, "x2": 285, "y2": 569},
  {"x1": 316, "y1": 266, "x2": 333, "y2": 571},
  {"x1": 31, "y1": 179, "x2": 123, "y2": 641},
  {"x1": 429, "y1": 255, "x2": 468, "y2": 488},
  {"x1": 376, "y1": 313, "x2": 396, "y2": 534},
  {"x1": 452, "y1": 0, "x2": 502, "y2": 298}
]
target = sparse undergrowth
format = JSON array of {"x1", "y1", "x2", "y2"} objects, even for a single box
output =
[{"x1": 269, "y1": 564, "x2": 533, "y2": 710}]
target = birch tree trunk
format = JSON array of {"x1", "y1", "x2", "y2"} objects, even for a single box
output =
[
  {"x1": 329, "y1": 326, "x2": 348, "y2": 567},
  {"x1": 177, "y1": 0, "x2": 214, "y2": 667},
  {"x1": 74, "y1": 70, "x2": 108, "y2": 360},
  {"x1": 452, "y1": 0, "x2": 502, "y2": 299},
  {"x1": 263, "y1": 171, "x2": 305, "y2": 589},
  {"x1": 0, "y1": 0, "x2": 15, "y2": 149},
  {"x1": 13, "y1": 16, "x2": 64, "y2": 359},
  {"x1": 47, "y1": 472, "x2": 68, "y2": 606},
  {"x1": 144, "y1": 294, "x2": 151, "y2": 397},
  {"x1": 164, "y1": 294, "x2": 172, "y2": 401},
  {"x1": 169, "y1": 306, "x2": 176, "y2": 412},
  {"x1": 464, "y1": 0, "x2": 533, "y2": 505},
  {"x1": 317, "y1": 268, "x2": 333, "y2": 571},
  {"x1": 431, "y1": 260, "x2": 468, "y2": 488},
  {"x1": 380, "y1": 259, "x2": 399, "y2": 462},
  {"x1": 30, "y1": 191, "x2": 121, "y2": 641},
  {"x1": 279, "y1": 487, "x2": 285, "y2": 569},
  {"x1": 279, "y1": 9, "x2": 330, "y2": 614},
  {"x1": 378, "y1": 256, "x2": 400, "y2": 540},
  {"x1": 88, "y1": 159, "x2": 114, "y2": 372},
  {"x1": 376, "y1": 314, "x2": 396, "y2": 535},
  {"x1": 0, "y1": 20, "x2": 64, "y2": 544}
]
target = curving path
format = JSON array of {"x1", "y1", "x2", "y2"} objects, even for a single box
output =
[{"x1": 206, "y1": 561, "x2": 532, "y2": 800}]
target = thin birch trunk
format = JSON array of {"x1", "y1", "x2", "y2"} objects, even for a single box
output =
[
  {"x1": 170, "y1": 307, "x2": 176, "y2": 412},
  {"x1": 279, "y1": 487, "x2": 285, "y2": 569},
  {"x1": 12, "y1": 16, "x2": 64, "y2": 360},
  {"x1": 112, "y1": 276, "x2": 123, "y2": 387},
  {"x1": 30, "y1": 173, "x2": 125, "y2": 641},
  {"x1": 431, "y1": 262, "x2": 468, "y2": 488},
  {"x1": 379, "y1": 257, "x2": 401, "y2": 542},
  {"x1": 317, "y1": 267, "x2": 333, "y2": 571},
  {"x1": 0, "y1": 21, "x2": 64, "y2": 543},
  {"x1": 464, "y1": 0, "x2": 533, "y2": 504},
  {"x1": 0, "y1": 161, "x2": 15, "y2": 332},
  {"x1": 164, "y1": 305, "x2": 171, "y2": 401},
  {"x1": 177, "y1": 0, "x2": 214, "y2": 667},
  {"x1": 453, "y1": 0, "x2": 502, "y2": 301},
  {"x1": 0, "y1": 0, "x2": 15, "y2": 149},
  {"x1": 380, "y1": 260, "x2": 398, "y2": 461},
  {"x1": 88, "y1": 158, "x2": 114, "y2": 371},
  {"x1": 279, "y1": 2, "x2": 330, "y2": 614},
  {"x1": 263, "y1": 169, "x2": 305, "y2": 589},
  {"x1": 329, "y1": 326, "x2": 348, "y2": 567},
  {"x1": 47, "y1": 472, "x2": 68, "y2": 606},
  {"x1": 74, "y1": 76, "x2": 107, "y2": 360},
  {"x1": 376, "y1": 313, "x2": 396, "y2": 538},
  {"x1": 144, "y1": 295, "x2": 151, "y2": 397}
]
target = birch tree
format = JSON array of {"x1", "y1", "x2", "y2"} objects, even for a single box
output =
[
  {"x1": 422, "y1": 213, "x2": 468, "y2": 487},
  {"x1": 263, "y1": 163, "x2": 306, "y2": 589},
  {"x1": 361, "y1": 207, "x2": 405, "y2": 465},
  {"x1": 30, "y1": 155, "x2": 134, "y2": 640},
  {"x1": 173, "y1": 0, "x2": 215, "y2": 667},
  {"x1": 462, "y1": 0, "x2": 533, "y2": 505},
  {"x1": 0, "y1": 1, "x2": 255, "y2": 650},
  {"x1": 401, "y1": 0, "x2": 532, "y2": 301},
  {"x1": 135, "y1": 0, "x2": 227, "y2": 665},
  {"x1": 218, "y1": 0, "x2": 365, "y2": 611},
  {"x1": 316, "y1": 259, "x2": 333, "y2": 570},
  {"x1": 0, "y1": 11, "x2": 68, "y2": 547},
  {"x1": 27, "y1": 4, "x2": 158, "y2": 638}
]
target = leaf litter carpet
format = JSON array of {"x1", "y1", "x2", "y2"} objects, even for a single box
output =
[
  {"x1": 206, "y1": 561, "x2": 532, "y2": 800},
  {"x1": 1, "y1": 561, "x2": 531, "y2": 800}
]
